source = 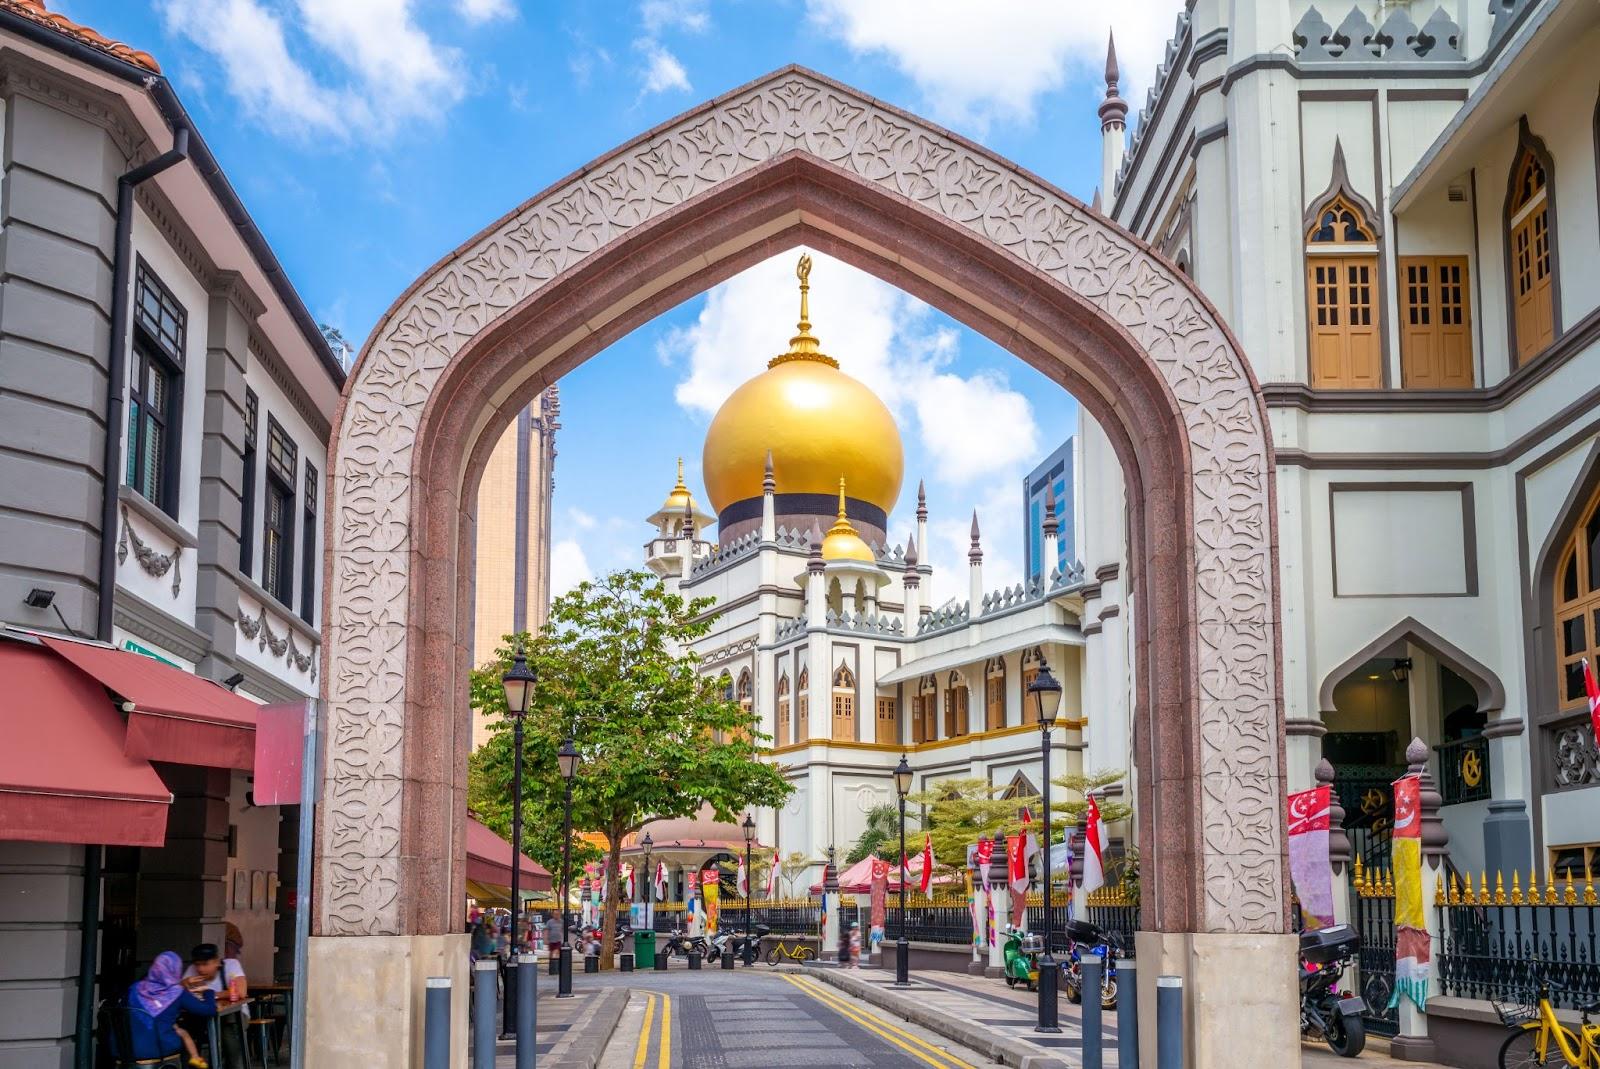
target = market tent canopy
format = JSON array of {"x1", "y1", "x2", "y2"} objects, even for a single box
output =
[
  {"x1": 467, "y1": 816, "x2": 551, "y2": 892},
  {"x1": 0, "y1": 641, "x2": 170, "y2": 847},
  {"x1": 42, "y1": 636, "x2": 257, "y2": 769},
  {"x1": 812, "y1": 852, "x2": 955, "y2": 894}
]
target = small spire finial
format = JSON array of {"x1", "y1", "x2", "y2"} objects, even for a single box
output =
[
  {"x1": 968, "y1": 510, "x2": 983, "y2": 564},
  {"x1": 763, "y1": 449, "x2": 775, "y2": 493},
  {"x1": 916, "y1": 478, "x2": 927, "y2": 521},
  {"x1": 1099, "y1": 29, "x2": 1128, "y2": 128},
  {"x1": 770, "y1": 252, "x2": 837, "y2": 369},
  {"x1": 837, "y1": 477, "x2": 848, "y2": 521},
  {"x1": 904, "y1": 532, "x2": 919, "y2": 568},
  {"x1": 1105, "y1": 29, "x2": 1120, "y2": 89},
  {"x1": 673, "y1": 456, "x2": 687, "y2": 492}
]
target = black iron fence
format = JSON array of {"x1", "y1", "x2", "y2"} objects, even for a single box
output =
[
  {"x1": 746, "y1": 899, "x2": 822, "y2": 935},
  {"x1": 1436, "y1": 871, "x2": 1600, "y2": 1009},
  {"x1": 1434, "y1": 737, "x2": 1492, "y2": 806},
  {"x1": 1349, "y1": 860, "x2": 1399, "y2": 1037},
  {"x1": 897, "y1": 898, "x2": 976, "y2": 945}
]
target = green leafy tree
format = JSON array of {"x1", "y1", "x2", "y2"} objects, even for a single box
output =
[
  {"x1": 778, "y1": 851, "x2": 811, "y2": 899},
  {"x1": 468, "y1": 570, "x2": 793, "y2": 965},
  {"x1": 845, "y1": 803, "x2": 911, "y2": 865},
  {"x1": 908, "y1": 776, "x2": 1043, "y2": 873},
  {"x1": 1050, "y1": 769, "x2": 1133, "y2": 826}
]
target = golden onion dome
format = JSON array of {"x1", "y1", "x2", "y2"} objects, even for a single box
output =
[
  {"x1": 821, "y1": 479, "x2": 877, "y2": 563},
  {"x1": 701, "y1": 255, "x2": 904, "y2": 516}
]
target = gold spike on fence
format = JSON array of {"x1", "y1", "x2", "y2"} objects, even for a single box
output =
[
  {"x1": 1434, "y1": 872, "x2": 1446, "y2": 907},
  {"x1": 1436, "y1": 869, "x2": 1599, "y2": 912},
  {"x1": 1510, "y1": 871, "x2": 1523, "y2": 906}
]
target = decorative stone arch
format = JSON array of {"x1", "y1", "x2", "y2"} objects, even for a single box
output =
[
  {"x1": 316, "y1": 66, "x2": 1286, "y2": 1064},
  {"x1": 1316, "y1": 615, "x2": 1508, "y2": 718}
]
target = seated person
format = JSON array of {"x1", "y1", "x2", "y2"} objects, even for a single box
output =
[
  {"x1": 184, "y1": 942, "x2": 247, "y2": 1003},
  {"x1": 126, "y1": 950, "x2": 216, "y2": 1068}
]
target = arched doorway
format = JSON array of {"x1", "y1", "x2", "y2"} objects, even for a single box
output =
[{"x1": 314, "y1": 67, "x2": 1288, "y2": 1066}]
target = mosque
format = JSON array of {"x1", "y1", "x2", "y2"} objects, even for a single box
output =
[{"x1": 628, "y1": 255, "x2": 1135, "y2": 895}]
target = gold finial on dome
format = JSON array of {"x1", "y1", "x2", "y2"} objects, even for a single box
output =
[
  {"x1": 770, "y1": 253, "x2": 839, "y2": 369},
  {"x1": 658, "y1": 457, "x2": 695, "y2": 513},
  {"x1": 821, "y1": 477, "x2": 876, "y2": 563}
]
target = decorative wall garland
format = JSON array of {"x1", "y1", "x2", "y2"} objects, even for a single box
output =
[
  {"x1": 237, "y1": 602, "x2": 319, "y2": 682},
  {"x1": 117, "y1": 504, "x2": 181, "y2": 597}
]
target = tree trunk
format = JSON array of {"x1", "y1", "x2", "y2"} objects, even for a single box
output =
[{"x1": 599, "y1": 830, "x2": 624, "y2": 970}]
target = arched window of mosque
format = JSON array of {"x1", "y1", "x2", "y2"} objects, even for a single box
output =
[
  {"x1": 1305, "y1": 192, "x2": 1381, "y2": 390},
  {"x1": 776, "y1": 673, "x2": 791, "y2": 747},
  {"x1": 985, "y1": 657, "x2": 1006, "y2": 732},
  {"x1": 945, "y1": 670, "x2": 969, "y2": 737},
  {"x1": 1020, "y1": 648, "x2": 1044, "y2": 725},
  {"x1": 796, "y1": 668, "x2": 810, "y2": 741},
  {"x1": 1507, "y1": 142, "x2": 1556, "y2": 365},
  {"x1": 831, "y1": 663, "x2": 856, "y2": 741},
  {"x1": 853, "y1": 578, "x2": 867, "y2": 615},
  {"x1": 737, "y1": 668, "x2": 752, "y2": 706},
  {"x1": 1555, "y1": 482, "x2": 1600, "y2": 711},
  {"x1": 827, "y1": 578, "x2": 843, "y2": 616}
]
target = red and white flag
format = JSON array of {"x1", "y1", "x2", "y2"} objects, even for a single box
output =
[
  {"x1": 919, "y1": 834, "x2": 934, "y2": 896},
  {"x1": 654, "y1": 861, "x2": 668, "y2": 899},
  {"x1": 737, "y1": 857, "x2": 748, "y2": 898},
  {"x1": 767, "y1": 853, "x2": 782, "y2": 897},
  {"x1": 974, "y1": 837, "x2": 995, "y2": 892},
  {"x1": 1075, "y1": 795, "x2": 1108, "y2": 911},
  {"x1": 1585, "y1": 658, "x2": 1600, "y2": 749},
  {"x1": 624, "y1": 863, "x2": 635, "y2": 901}
]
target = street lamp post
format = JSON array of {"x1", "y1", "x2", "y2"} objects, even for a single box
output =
[
  {"x1": 741, "y1": 814, "x2": 756, "y2": 966},
  {"x1": 893, "y1": 754, "x2": 913, "y2": 986},
  {"x1": 500, "y1": 649, "x2": 536, "y2": 1036},
  {"x1": 557, "y1": 736, "x2": 579, "y2": 998},
  {"x1": 1027, "y1": 663, "x2": 1064, "y2": 1033}
]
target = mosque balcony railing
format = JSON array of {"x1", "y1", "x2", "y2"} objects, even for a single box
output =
[
  {"x1": 823, "y1": 608, "x2": 906, "y2": 637},
  {"x1": 916, "y1": 602, "x2": 971, "y2": 636},
  {"x1": 689, "y1": 531, "x2": 762, "y2": 577},
  {"x1": 977, "y1": 561, "x2": 1087, "y2": 620},
  {"x1": 773, "y1": 617, "x2": 809, "y2": 642}
]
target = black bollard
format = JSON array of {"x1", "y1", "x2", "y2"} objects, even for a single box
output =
[
  {"x1": 620, "y1": 952, "x2": 634, "y2": 973},
  {"x1": 584, "y1": 953, "x2": 598, "y2": 974},
  {"x1": 557, "y1": 945, "x2": 573, "y2": 998},
  {"x1": 502, "y1": 957, "x2": 518, "y2": 1037},
  {"x1": 687, "y1": 950, "x2": 702, "y2": 971},
  {"x1": 1118, "y1": 959, "x2": 1140, "y2": 1068},
  {"x1": 721, "y1": 942, "x2": 735, "y2": 970},
  {"x1": 654, "y1": 937, "x2": 669, "y2": 971},
  {"x1": 472, "y1": 960, "x2": 496, "y2": 1067},
  {"x1": 515, "y1": 953, "x2": 536, "y2": 1069},
  {"x1": 548, "y1": 944, "x2": 559, "y2": 976},
  {"x1": 423, "y1": 977, "x2": 450, "y2": 1069}
]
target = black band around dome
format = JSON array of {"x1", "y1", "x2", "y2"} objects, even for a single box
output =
[{"x1": 717, "y1": 493, "x2": 889, "y2": 534}]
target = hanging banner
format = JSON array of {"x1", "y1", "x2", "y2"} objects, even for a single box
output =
[
  {"x1": 869, "y1": 857, "x2": 888, "y2": 944},
  {"x1": 1390, "y1": 773, "x2": 1430, "y2": 1010},
  {"x1": 1287, "y1": 785, "x2": 1335, "y2": 929},
  {"x1": 971, "y1": 884, "x2": 984, "y2": 949},
  {"x1": 974, "y1": 837, "x2": 995, "y2": 893},
  {"x1": 703, "y1": 872, "x2": 720, "y2": 936}
]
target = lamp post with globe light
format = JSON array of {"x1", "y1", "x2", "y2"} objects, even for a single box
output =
[
  {"x1": 1027, "y1": 663, "x2": 1064, "y2": 1033},
  {"x1": 894, "y1": 753, "x2": 913, "y2": 986},
  {"x1": 742, "y1": 814, "x2": 756, "y2": 965},
  {"x1": 557, "y1": 736, "x2": 579, "y2": 997},
  {"x1": 499, "y1": 649, "x2": 536, "y2": 1036}
]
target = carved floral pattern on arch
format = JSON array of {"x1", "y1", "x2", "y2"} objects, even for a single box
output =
[{"x1": 324, "y1": 69, "x2": 1282, "y2": 937}]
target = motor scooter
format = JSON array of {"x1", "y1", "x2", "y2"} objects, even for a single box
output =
[
  {"x1": 1062, "y1": 918, "x2": 1121, "y2": 1009},
  {"x1": 1299, "y1": 925, "x2": 1367, "y2": 1057},
  {"x1": 1001, "y1": 926, "x2": 1043, "y2": 991},
  {"x1": 662, "y1": 929, "x2": 708, "y2": 960}
]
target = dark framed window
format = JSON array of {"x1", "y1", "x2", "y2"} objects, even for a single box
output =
[
  {"x1": 240, "y1": 388, "x2": 258, "y2": 576},
  {"x1": 299, "y1": 461, "x2": 317, "y2": 623},
  {"x1": 261, "y1": 417, "x2": 297, "y2": 605},
  {"x1": 125, "y1": 263, "x2": 186, "y2": 515}
]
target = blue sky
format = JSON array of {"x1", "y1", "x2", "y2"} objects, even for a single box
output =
[{"x1": 68, "y1": 0, "x2": 1183, "y2": 604}]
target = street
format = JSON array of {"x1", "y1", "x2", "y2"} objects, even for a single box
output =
[{"x1": 589, "y1": 967, "x2": 994, "y2": 1069}]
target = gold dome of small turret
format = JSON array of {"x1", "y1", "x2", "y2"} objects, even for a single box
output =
[
  {"x1": 821, "y1": 479, "x2": 876, "y2": 563},
  {"x1": 658, "y1": 458, "x2": 696, "y2": 514},
  {"x1": 701, "y1": 255, "x2": 904, "y2": 517}
]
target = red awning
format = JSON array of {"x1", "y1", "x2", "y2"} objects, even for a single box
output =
[
  {"x1": 41, "y1": 637, "x2": 258, "y2": 770},
  {"x1": 0, "y1": 642, "x2": 171, "y2": 847},
  {"x1": 467, "y1": 816, "x2": 551, "y2": 891}
]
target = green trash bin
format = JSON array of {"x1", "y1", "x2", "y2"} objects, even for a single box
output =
[{"x1": 634, "y1": 928, "x2": 656, "y2": 969}]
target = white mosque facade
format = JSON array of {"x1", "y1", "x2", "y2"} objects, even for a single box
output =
[{"x1": 638, "y1": 257, "x2": 1135, "y2": 887}]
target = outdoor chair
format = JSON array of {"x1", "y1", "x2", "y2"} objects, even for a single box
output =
[{"x1": 99, "y1": 996, "x2": 185, "y2": 1069}]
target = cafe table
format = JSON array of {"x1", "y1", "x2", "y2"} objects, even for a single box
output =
[
  {"x1": 250, "y1": 983, "x2": 295, "y2": 1057},
  {"x1": 206, "y1": 996, "x2": 254, "y2": 1069}
]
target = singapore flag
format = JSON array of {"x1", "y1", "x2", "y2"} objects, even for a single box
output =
[{"x1": 1075, "y1": 794, "x2": 1108, "y2": 913}]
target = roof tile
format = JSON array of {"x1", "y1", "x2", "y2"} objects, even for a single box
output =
[{"x1": 0, "y1": 0, "x2": 161, "y2": 73}]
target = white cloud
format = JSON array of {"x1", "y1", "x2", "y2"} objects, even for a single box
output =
[
  {"x1": 159, "y1": 0, "x2": 466, "y2": 140},
  {"x1": 634, "y1": 38, "x2": 691, "y2": 95},
  {"x1": 549, "y1": 538, "x2": 593, "y2": 597},
  {"x1": 641, "y1": 0, "x2": 709, "y2": 33},
  {"x1": 661, "y1": 249, "x2": 1039, "y2": 490},
  {"x1": 566, "y1": 506, "x2": 598, "y2": 531},
  {"x1": 457, "y1": 0, "x2": 515, "y2": 23},
  {"x1": 807, "y1": 0, "x2": 1183, "y2": 129}
]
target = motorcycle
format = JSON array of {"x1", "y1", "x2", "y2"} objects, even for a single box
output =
[
  {"x1": 1299, "y1": 924, "x2": 1367, "y2": 1058},
  {"x1": 1001, "y1": 926, "x2": 1043, "y2": 991},
  {"x1": 719, "y1": 924, "x2": 771, "y2": 966},
  {"x1": 1062, "y1": 919, "x2": 1121, "y2": 1010},
  {"x1": 661, "y1": 929, "x2": 708, "y2": 960}
]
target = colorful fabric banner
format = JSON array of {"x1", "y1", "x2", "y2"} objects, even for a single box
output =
[
  {"x1": 869, "y1": 858, "x2": 888, "y2": 937},
  {"x1": 971, "y1": 885, "x2": 984, "y2": 949},
  {"x1": 1287, "y1": 784, "x2": 1334, "y2": 929},
  {"x1": 974, "y1": 837, "x2": 995, "y2": 892},
  {"x1": 737, "y1": 858, "x2": 748, "y2": 898},
  {"x1": 1390, "y1": 773, "x2": 1430, "y2": 1010},
  {"x1": 919, "y1": 834, "x2": 934, "y2": 897},
  {"x1": 654, "y1": 861, "x2": 668, "y2": 900},
  {"x1": 703, "y1": 872, "x2": 720, "y2": 936}
]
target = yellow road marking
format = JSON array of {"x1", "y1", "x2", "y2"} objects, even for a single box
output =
[
  {"x1": 779, "y1": 974, "x2": 978, "y2": 1069},
  {"x1": 632, "y1": 994, "x2": 657, "y2": 1069},
  {"x1": 657, "y1": 992, "x2": 672, "y2": 1069}
]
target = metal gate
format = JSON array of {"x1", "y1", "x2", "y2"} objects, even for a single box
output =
[{"x1": 1349, "y1": 863, "x2": 1399, "y2": 1036}]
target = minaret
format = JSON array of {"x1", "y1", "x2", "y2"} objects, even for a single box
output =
[
  {"x1": 806, "y1": 525, "x2": 827, "y2": 627},
  {"x1": 1041, "y1": 484, "x2": 1060, "y2": 581},
  {"x1": 761, "y1": 449, "x2": 776, "y2": 541},
  {"x1": 968, "y1": 511, "x2": 984, "y2": 613},
  {"x1": 915, "y1": 479, "x2": 928, "y2": 568},
  {"x1": 680, "y1": 500, "x2": 696, "y2": 582},
  {"x1": 1099, "y1": 31, "x2": 1128, "y2": 207},
  {"x1": 901, "y1": 533, "x2": 921, "y2": 620}
]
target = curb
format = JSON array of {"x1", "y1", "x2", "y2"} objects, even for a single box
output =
[
  {"x1": 799, "y1": 965, "x2": 1071, "y2": 1069},
  {"x1": 543, "y1": 987, "x2": 628, "y2": 1069}
]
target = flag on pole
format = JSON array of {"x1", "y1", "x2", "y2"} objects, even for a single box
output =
[
  {"x1": 737, "y1": 857, "x2": 748, "y2": 898},
  {"x1": 919, "y1": 834, "x2": 933, "y2": 897},
  {"x1": 624, "y1": 863, "x2": 635, "y2": 901},
  {"x1": 1585, "y1": 657, "x2": 1600, "y2": 749},
  {"x1": 1007, "y1": 830, "x2": 1028, "y2": 898},
  {"x1": 767, "y1": 852, "x2": 781, "y2": 897},
  {"x1": 974, "y1": 837, "x2": 995, "y2": 893},
  {"x1": 654, "y1": 861, "x2": 668, "y2": 899},
  {"x1": 1287, "y1": 785, "x2": 1334, "y2": 929},
  {"x1": 1075, "y1": 794, "x2": 1108, "y2": 912},
  {"x1": 1390, "y1": 773, "x2": 1430, "y2": 1010}
]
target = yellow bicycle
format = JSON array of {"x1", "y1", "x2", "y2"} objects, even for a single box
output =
[
  {"x1": 1497, "y1": 978, "x2": 1600, "y2": 1068},
  {"x1": 763, "y1": 940, "x2": 816, "y2": 966}
]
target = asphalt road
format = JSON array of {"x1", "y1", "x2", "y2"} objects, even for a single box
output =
[{"x1": 589, "y1": 965, "x2": 991, "y2": 1069}]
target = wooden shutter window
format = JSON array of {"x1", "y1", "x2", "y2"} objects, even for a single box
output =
[
  {"x1": 1509, "y1": 150, "x2": 1555, "y2": 365},
  {"x1": 1306, "y1": 196, "x2": 1382, "y2": 389},
  {"x1": 1400, "y1": 256, "x2": 1473, "y2": 387},
  {"x1": 875, "y1": 697, "x2": 897, "y2": 744}
]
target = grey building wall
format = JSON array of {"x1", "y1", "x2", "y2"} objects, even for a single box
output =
[
  {"x1": 1022, "y1": 436, "x2": 1077, "y2": 580},
  {"x1": 0, "y1": 842, "x2": 85, "y2": 1069}
]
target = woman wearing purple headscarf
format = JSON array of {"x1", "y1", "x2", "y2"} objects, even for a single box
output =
[{"x1": 126, "y1": 950, "x2": 217, "y2": 1066}]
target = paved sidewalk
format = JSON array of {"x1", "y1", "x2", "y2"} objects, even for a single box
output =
[{"x1": 486, "y1": 985, "x2": 627, "y2": 1068}]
